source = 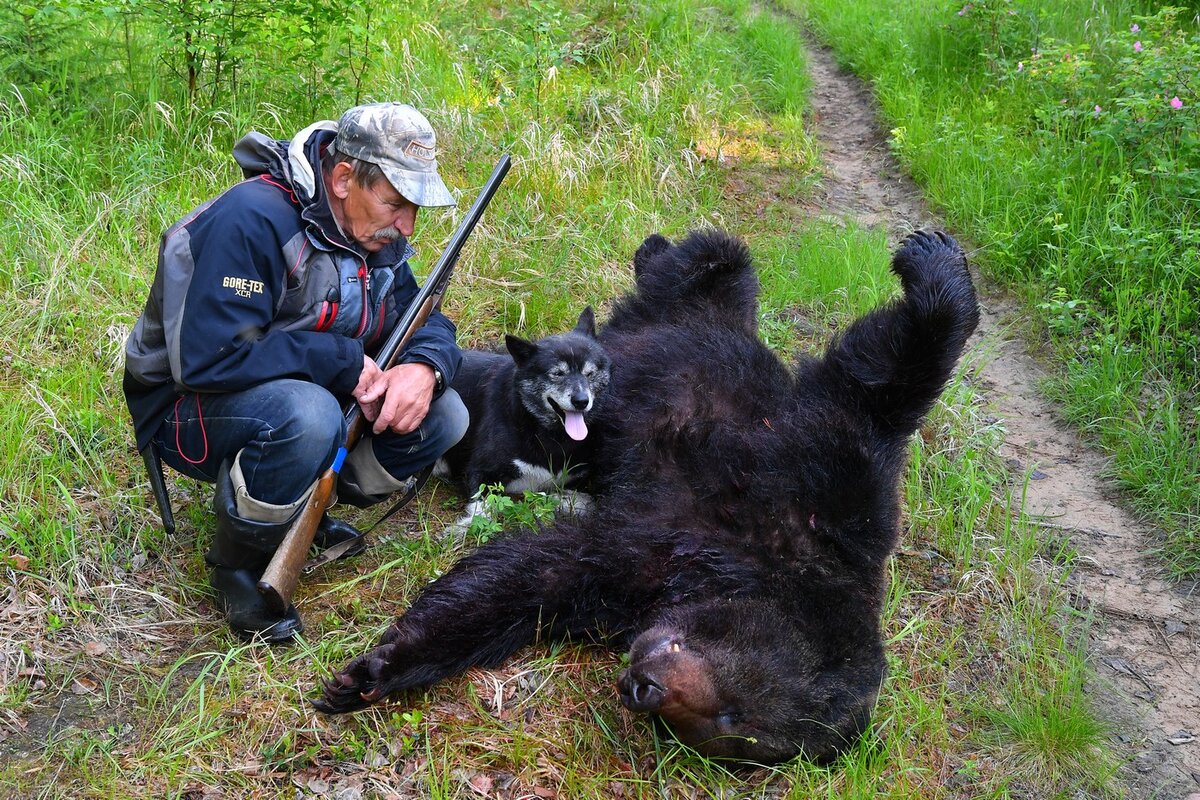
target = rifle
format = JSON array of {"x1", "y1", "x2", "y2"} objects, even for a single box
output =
[{"x1": 257, "y1": 154, "x2": 512, "y2": 615}]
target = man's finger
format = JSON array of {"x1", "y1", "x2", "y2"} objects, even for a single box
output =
[
  {"x1": 359, "y1": 379, "x2": 386, "y2": 405},
  {"x1": 390, "y1": 408, "x2": 420, "y2": 435},
  {"x1": 373, "y1": 390, "x2": 403, "y2": 434},
  {"x1": 358, "y1": 398, "x2": 381, "y2": 422}
]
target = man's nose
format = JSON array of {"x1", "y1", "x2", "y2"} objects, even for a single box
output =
[{"x1": 395, "y1": 205, "x2": 418, "y2": 236}]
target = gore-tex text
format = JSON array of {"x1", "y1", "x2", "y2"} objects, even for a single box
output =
[{"x1": 222, "y1": 276, "x2": 265, "y2": 298}]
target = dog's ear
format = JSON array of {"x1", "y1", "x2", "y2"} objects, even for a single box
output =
[
  {"x1": 574, "y1": 306, "x2": 597, "y2": 338},
  {"x1": 505, "y1": 334, "x2": 539, "y2": 367}
]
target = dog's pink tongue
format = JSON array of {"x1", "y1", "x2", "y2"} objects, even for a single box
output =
[{"x1": 564, "y1": 410, "x2": 588, "y2": 441}]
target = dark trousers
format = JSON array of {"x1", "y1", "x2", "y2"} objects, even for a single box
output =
[{"x1": 152, "y1": 378, "x2": 468, "y2": 505}]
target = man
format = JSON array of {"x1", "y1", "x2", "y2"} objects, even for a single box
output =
[{"x1": 123, "y1": 102, "x2": 468, "y2": 644}]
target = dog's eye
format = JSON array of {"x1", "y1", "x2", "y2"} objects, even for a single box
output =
[
  {"x1": 550, "y1": 367, "x2": 566, "y2": 378},
  {"x1": 582, "y1": 366, "x2": 595, "y2": 378}
]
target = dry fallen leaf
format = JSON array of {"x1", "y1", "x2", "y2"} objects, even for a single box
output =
[
  {"x1": 72, "y1": 677, "x2": 98, "y2": 694},
  {"x1": 467, "y1": 773, "x2": 493, "y2": 796}
]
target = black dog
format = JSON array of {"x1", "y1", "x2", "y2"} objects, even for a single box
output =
[
  {"x1": 437, "y1": 308, "x2": 611, "y2": 515},
  {"x1": 317, "y1": 230, "x2": 979, "y2": 764}
]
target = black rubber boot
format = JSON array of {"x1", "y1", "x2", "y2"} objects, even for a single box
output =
[
  {"x1": 206, "y1": 460, "x2": 304, "y2": 644},
  {"x1": 314, "y1": 514, "x2": 367, "y2": 560},
  {"x1": 209, "y1": 566, "x2": 303, "y2": 643}
]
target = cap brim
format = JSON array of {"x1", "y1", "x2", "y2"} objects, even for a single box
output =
[{"x1": 381, "y1": 165, "x2": 456, "y2": 208}]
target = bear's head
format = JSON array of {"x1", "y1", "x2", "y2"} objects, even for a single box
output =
[{"x1": 617, "y1": 592, "x2": 885, "y2": 764}]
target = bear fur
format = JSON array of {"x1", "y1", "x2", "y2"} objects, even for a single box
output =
[{"x1": 315, "y1": 229, "x2": 979, "y2": 764}]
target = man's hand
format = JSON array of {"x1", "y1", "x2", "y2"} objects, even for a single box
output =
[
  {"x1": 353, "y1": 356, "x2": 384, "y2": 398},
  {"x1": 357, "y1": 362, "x2": 437, "y2": 435},
  {"x1": 352, "y1": 355, "x2": 385, "y2": 419}
]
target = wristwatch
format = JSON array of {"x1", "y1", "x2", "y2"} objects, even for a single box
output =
[{"x1": 432, "y1": 367, "x2": 444, "y2": 394}]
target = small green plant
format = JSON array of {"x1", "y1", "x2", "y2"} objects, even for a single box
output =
[
  {"x1": 389, "y1": 709, "x2": 425, "y2": 753},
  {"x1": 1038, "y1": 286, "x2": 1088, "y2": 338},
  {"x1": 485, "y1": 0, "x2": 589, "y2": 120},
  {"x1": 465, "y1": 483, "x2": 559, "y2": 542},
  {"x1": 946, "y1": 0, "x2": 1037, "y2": 72},
  {"x1": 0, "y1": 0, "x2": 77, "y2": 87}
]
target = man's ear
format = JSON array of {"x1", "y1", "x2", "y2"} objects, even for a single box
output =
[{"x1": 328, "y1": 161, "x2": 355, "y2": 200}]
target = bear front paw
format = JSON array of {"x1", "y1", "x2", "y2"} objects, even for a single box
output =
[{"x1": 311, "y1": 643, "x2": 398, "y2": 714}]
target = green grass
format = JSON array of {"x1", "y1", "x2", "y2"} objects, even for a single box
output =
[
  {"x1": 789, "y1": 0, "x2": 1200, "y2": 575},
  {"x1": 0, "y1": 0, "x2": 1120, "y2": 796}
]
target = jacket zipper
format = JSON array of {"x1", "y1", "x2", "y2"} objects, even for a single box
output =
[{"x1": 355, "y1": 262, "x2": 370, "y2": 337}]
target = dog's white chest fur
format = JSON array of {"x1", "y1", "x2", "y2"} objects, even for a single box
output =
[{"x1": 507, "y1": 459, "x2": 560, "y2": 492}]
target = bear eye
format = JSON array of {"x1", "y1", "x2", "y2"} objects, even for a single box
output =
[{"x1": 717, "y1": 709, "x2": 742, "y2": 727}]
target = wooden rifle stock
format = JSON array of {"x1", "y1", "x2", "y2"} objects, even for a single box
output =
[{"x1": 257, "y1": 155, "x2": 512, "y2": 615}]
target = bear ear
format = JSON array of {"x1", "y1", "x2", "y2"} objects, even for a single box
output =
[
  {"x1": 633, "y1": 233, "x2": 671, "y2": 279},
  {"x1": 574, "y1": 306, "x2": 597, "y2": 338},
  {"x1": 505, "y1": 334, "x2": 538, "y2": 367}
]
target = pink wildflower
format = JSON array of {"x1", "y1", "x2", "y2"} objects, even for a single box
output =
[
  {"x1": 1094, "y1": 105, "x2": 1102, "y2": 118},
  {"x1": 1134, "y1": 41, "x2": 1142, "y2": 53},
  {"x1": 1169, "y1": 96, "x2": 1183, "y2": 110},
  {"x1": 1017, "y1": 61, "x2": 1024, "y2": 72},
  {"x1": 1131, "y1": 23, "x2": 1140, "y2": 33}
]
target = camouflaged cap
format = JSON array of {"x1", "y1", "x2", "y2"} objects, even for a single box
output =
[{"x1": 329, "y1": 102, "x2": 456, "y2": 207}]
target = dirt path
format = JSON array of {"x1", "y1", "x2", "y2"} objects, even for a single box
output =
[{"x1": 796, "y1": 35, "x2": 1200, "y2": 798}]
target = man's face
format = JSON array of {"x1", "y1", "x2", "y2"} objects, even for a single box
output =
[{"x1": 331, "y1": 164, "x2": 420, "y2": 252}]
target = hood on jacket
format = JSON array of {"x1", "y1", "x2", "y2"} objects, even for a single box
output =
[{"x1": 232, "y1": 121, "x2": 350, "y2": 250}]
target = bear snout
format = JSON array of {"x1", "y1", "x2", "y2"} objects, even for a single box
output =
[{"x1": 618, "y1": 668, "x2": 666, "y2": 712}]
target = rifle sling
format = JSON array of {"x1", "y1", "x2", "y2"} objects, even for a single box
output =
[
  {"x1": 301, "y1": 462, "x2": 436, "y2": 573},
  {"x1": 364, "y1": 462, "x2": 436, "y2": 534}
]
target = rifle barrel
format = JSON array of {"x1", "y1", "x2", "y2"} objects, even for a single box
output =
[{"x1": 255, "y1": 154, "x2": 512, "y2": 615}]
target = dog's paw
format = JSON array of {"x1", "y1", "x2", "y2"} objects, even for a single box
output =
[
  {"x1": 443, "y1": 499, "x2": 490, "y2": 539},
  {"x1": 444, "y1": 514, "x2": 475, "y2": 539}
]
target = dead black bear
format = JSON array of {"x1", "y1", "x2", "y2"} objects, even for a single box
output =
[{"x1": 315, "y1": 229, "x2": 979, "y2": 765}]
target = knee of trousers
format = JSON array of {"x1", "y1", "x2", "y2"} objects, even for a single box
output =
[
  {"x1": 261, "y1": 382, "x2": 346, "y2": 463},
  {"x1": 233, "y1": 381, "x2": 345, "y2": 504},
  {"x1": 337, "y1": 389, "x2": 469, "y2": 507},
  {"x1": 372, "y1": 388, "x2": 469, "y2": 469},
  {"x1": 420, "y1": 388, "x2": 470, "y2": 454}
]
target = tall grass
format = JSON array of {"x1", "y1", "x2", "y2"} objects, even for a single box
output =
[
  {"x1": 0, "y1": 0, "x2": 1116, "y2": 796},
  {"x1": 791, "y1": 0, "x2": 1200, "y2": 575}
]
